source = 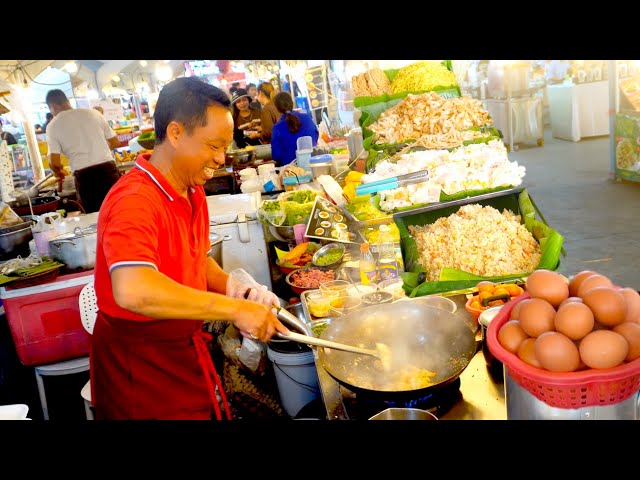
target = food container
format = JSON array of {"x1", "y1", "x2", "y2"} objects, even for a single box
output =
[
  {"x1": 11, "y1": 196, "x2": 60, "y2": 216},
  {"x1": 319, "y1": 280, "x2": 351, "y2": 298},
  {"x1": 0, "y1": 218, "x2": 34, "y2": 261},
  {"x1": 361, "y1": 291, "x2": 394, "y2": 306},
  {"x1": 306, "y1": 290, "x2": 339, "y2": 318},
  {"x1": 478, "y1": 306, "x2": 503, "y2": 374},
  {"x1": 487, "y1": 294, "x2": 640, "y2": 410},
  {"x1": 312, "y1": 242, "x2": 345, "y2": 268},
  {"x1": 310, "y1": 162, "x2": 332, "y2": 179},
  {"x1": 346, "y1": 283, "x2": 377, "y2": 298},
  {"x1": 285, "y1": 266, "x2": 335, "y2": 295},
  {"x1": 377, "y1": 278, "x2": 406, "y2": 300},
  {"x1": 394, "y1": 188, "x2": 562, "y2": 295},
  {"x1": 329, "y1": 296, "x2": 362, "y2": 316},
  {"x1": 369, "y1": 408, "x2": 437, "y2": 421},
  {"x1": 49, "y1": 224, "x2": 97, "y2": 270}
]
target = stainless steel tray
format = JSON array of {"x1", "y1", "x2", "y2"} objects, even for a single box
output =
[{"x1": 392, "y1": 187, "x2": 524, "y2": 220}]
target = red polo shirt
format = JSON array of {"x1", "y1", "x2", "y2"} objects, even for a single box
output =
[{"x1": 91, "y1": 154, "x2": 213, "y2": 419}]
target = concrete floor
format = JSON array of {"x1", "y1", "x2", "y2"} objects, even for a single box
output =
[{"x1": 509, "y1": 130, "x2": 640, "y2": 290}]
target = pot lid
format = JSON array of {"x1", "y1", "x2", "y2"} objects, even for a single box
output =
[{"x1": 51, "y1": 224, "x2": 97, "y2": 242}]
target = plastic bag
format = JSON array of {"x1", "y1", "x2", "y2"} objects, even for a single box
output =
[{"x1": 226, "y1": 268, "x2": 273, "y2": 374}]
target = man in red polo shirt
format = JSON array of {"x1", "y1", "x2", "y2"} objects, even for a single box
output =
[{"x1": 91, "y1": 77, "x2": 289, "y2": 420}]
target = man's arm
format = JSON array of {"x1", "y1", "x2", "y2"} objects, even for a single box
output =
[
  {"x1": 111, "y1": 265, "x2": 287, "y2": 341},
  {"x1": 206, "y1": 256, "x2": 228, "y2": 294},
  {"x1": 49, "y1": 153, "x2": 66, "y2": 180},
  {"x1": 107, "y1": 135, "x2": 121, "y2": 150}
]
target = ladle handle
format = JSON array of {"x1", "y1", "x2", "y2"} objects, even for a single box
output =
[{"x1": 277, "y1": 331, "x2": 378, "y2": 358}]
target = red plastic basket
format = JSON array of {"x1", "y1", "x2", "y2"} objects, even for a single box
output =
[{"x1": 486, "y1": 293, "x2": 640, "y2": 409}]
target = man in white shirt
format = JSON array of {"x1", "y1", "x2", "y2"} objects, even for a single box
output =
[{"x1": 46, "y1": 89, "x2": 122, "y2": 213}]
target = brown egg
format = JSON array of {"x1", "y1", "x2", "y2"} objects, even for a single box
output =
[
  {"x1": 579, "y1": 330, "x2": 629, "y2": 369},
  {"x1": 613, "y1": 323, "x2": 640, "y2": 362},
  {"x1": 568, "y1": 270, "x2": 597, "y2": 297},
  {"x1": 577, "y1": 274, "x2": 613, "y2": 298},
  {"x1": 554, "y1": 302, "x2": 594, "y2": 340},
  {"x1": 498, "y1": 320, "x2": 529, "y2": 354},
  {"x1": 535, "y1": 332, "x2": 581, "y2": 372},
  {"x1": 519, "y1": 298, "x2": 556, "y2": 337},
  {"x1": 517, "y1": 338, "x2": 542, "y2": 368},
  {"x1": 510, "y1": 299, "x2": 529, "y2": 320},
  {"x1": 582, "y1": 287, "x2": 627, "y2": 327},
  {"x1": 620, "y1": 288, "x2": 640, "y2": 323},
  {"x1": 526, "y1": 269, "x2": 569, "y2": 307},
  {"x1": 559, "y1": 296, "x2": 583, "y2": 308}
]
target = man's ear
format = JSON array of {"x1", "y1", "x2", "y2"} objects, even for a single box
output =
[{"x1": 166, "y1": 121, "x2": 184, "y2": 149}]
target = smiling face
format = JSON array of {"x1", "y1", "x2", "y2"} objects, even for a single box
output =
[
  {"x1": 166, "y1": 105, "x2": 234, "y2": 187},
  {"x1": 235, "y1": 97, "x2": 250, "y2": 111}
]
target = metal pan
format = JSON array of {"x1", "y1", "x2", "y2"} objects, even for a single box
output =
[{"x1": 318, "y1": 302, "x2": 476, "y2": 400}]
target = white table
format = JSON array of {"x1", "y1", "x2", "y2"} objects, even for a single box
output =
[{"x1": 547, "y1": 81, "x2": 610, "y2": 142}]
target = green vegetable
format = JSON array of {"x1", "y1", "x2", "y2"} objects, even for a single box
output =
[
  {"x1": 315, "y1": 249, "x2": 342, "y2": 266},
  {"x1": 137, "y1": 131, "x2": 155, "y2": 141},
  {"x1": 312, "y1": 323, "x2": 329, "y2": 336},
  {"x1": 262, "y1": 200, "x2": 282, "y2": 213},
  {"x1": 280, "y1": 190, "x2": 317, "y2": 226}
]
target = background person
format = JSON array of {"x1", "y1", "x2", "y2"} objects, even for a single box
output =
[
  {"x1": 45, "y1": 89, "x2": 121, "y2": 213},
  {"x1": 231, "y1": 88, "x2": 261, "y2": 149},
  {"x1": 270, "y1": 91, "x2": 318, "y2": 166}
]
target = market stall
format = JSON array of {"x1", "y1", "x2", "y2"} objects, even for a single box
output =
[{"x1": 610, "y1": 60, "x2": 640, "y2": 183}]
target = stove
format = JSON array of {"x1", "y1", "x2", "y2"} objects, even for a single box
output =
[{"x1": 339, "y1": 378, "x2": 462, "y2": 420}]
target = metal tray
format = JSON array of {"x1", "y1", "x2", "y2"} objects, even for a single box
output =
[{"x1": 393, "y1": 187, "x2": 525, "y2": 220}]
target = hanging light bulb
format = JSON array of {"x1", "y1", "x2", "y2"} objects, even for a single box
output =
[
  {"x1": 155, "y1": 64, "x2": 173, "y2": 82},
  {"x1": 139, "y1": 60, "x2": 148, "y2": 67},
  {"x1": 112, "y1": 74, "x2": 121, "y2": 83},
  {"x1": 63, "y1": 61, "x2": 78, "y2": 74}
]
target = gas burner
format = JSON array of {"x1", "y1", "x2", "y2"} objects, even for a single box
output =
[{"x1": 341, "y1": 378, "x2": 462, "y2": 420}]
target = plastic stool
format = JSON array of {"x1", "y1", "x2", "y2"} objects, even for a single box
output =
[{"x1": 34, "y1": 357, "x2": 90, "y2": 420}]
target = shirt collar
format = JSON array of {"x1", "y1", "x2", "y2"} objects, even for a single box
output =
[
  {"x1": 134, "y1": 154, "x2": 176, "y2": 201},
  {"x1": 134, "y1": 154, "x2": 206, "y2": 208}
]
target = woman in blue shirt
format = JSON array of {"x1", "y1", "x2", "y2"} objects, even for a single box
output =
[{"x1": 270, "y1": 92, "x2": 319, "y2": 166}]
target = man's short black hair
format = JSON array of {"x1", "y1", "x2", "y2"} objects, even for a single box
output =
[
  {"x1": 46, "y1": 113, "x2": 53, "y2": 121},
  {"x1": 154, "y1": 77, "x2": 231, "y2": 144},
  {"x1": 45, "y1": 89, "x2": 69, "y2": 106}
]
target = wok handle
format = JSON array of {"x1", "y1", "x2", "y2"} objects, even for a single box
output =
[{"x1": 277, "y1": 331, "x2": 378, "y2": 358}]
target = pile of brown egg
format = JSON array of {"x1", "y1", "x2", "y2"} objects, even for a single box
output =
[{"x1": 498, "y1": 270, "x2": 640, "y2": 372}]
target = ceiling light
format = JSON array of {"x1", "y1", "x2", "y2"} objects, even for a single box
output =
[
  {"x1": 139, "y1": 60, "x2": 148, "y2": 67},
  {"x1": 63, "y1": 61, "x2": 78, "y2": 74},
  {"x1": 155, "y1": 64, "x2": 173, "y2": 82},
  {"x1": 112, "y1": 74, "x2": 121, "y2": 83}
]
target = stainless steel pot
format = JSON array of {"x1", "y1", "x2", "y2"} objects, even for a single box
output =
[
  {"x1": 0, "y1": 224, "x2": 34, "y2": 260},
  {"x1": 369, "y1": 408, "x2": 438, "y2": 420},
  {"x1": 505, "y1": 370, "x2": 640, "y2": 420},
  {"x1": 208, "y1": 232, "x2": 223, "y2": 266},
  {"x1": 49, "y1": 224, "x2": 97, "y2": 270}
]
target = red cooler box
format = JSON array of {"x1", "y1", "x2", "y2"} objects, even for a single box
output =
[{"x1": 0, "y1": 271, "x2": 93, "y2": 366}]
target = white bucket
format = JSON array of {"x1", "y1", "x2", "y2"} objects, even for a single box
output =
[{"x1": 267, "y1": 346, "x2": 320, "y2": 417}]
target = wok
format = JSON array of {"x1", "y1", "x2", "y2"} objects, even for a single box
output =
[{"x1": 318, "y1": 302, "x2": 476, "y2": 400}]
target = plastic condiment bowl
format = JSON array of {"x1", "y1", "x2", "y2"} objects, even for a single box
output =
[
  {"x1": 306, "y1": 290, "x2": 339, "y2": 318},
  {"x1": 329, "y1": 296, "x2": 362, "y2": 316},
  {"x1": 319, "y1": 280, "x2": 351, "y2": 298}
]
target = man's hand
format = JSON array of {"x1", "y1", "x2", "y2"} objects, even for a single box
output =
[{"x1": 233, "y1": 301, "x2": 289, "y2": 343}]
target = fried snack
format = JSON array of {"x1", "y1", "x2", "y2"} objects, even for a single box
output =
[
  {"x1": 352, "y1": 68, "x2": 392, "y2": 97},
  {"x1": 390, "y1": 61, "x2": 458, "y2": 94},
  {"x1": 369, "y1": 91, "x2": 492, "y2": 144}
]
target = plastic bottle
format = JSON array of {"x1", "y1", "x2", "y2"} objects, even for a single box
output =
[
  {"x1": 359, "y1": 243, "x2": 378, "y2": 286},
  {"x1": 376, "y1": 224, "x2": 398, "y2": 281}
]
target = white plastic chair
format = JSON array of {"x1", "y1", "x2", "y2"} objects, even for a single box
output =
[
  {"x1": 33, "y1": 282, "x2": 93, "y2": 419},
  {"x1": 78, "y1": 282, "x2": 98, "y2": 420}
]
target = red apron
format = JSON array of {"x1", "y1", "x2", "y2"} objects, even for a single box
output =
[{"x1": 90, "y1": 312, "x2": 231, "y2": 420}]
